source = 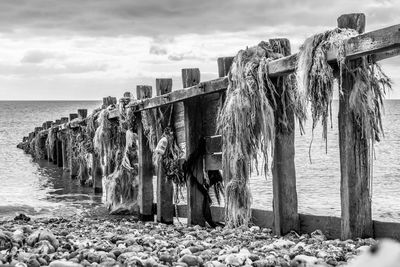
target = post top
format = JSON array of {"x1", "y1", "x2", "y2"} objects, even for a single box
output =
[{"x1": 337, "y1": 13, "x2": 366, "y2": 34}]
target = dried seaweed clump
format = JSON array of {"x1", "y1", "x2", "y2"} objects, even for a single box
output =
[
  {"x1": 349, "y1": 59, "x2": 391, "y2": 141},
  {"x1": 296, "y1": 28, "x2": 358, "y2": 145},
  {"x1": 296, "y1": 27, "x2": 391, "y2": 149},
  {"x1": 217, "y1": 42, "x2": 278, "y2": 227},
  {"x1": 104, "y1": 129, "x2": 139, "y2": 214}
]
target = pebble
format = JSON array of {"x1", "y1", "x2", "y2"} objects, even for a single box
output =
[
  {"x1": 0, "y1": 216, "x2": 393, "y2": 267},
  {"x1": 179, "y1": 254, "x2": 202, "y2": 266}
]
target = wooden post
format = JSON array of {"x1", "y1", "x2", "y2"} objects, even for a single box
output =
[
  {"x1": 78, "y1": 109, "x2": 88, "y2": 119},
  {"x1": 137, "y1": 85, "x2": 154, "y2": 221},
  {"x1": 92, "y1": 153, "x2": 103, "y2": 193},
  {"x1": 217, "y1": 57, "x2": 234, "y2": 78},
  {"x1": 182, "y1": 68, "x2": 205, "y2": 226},
  {"x1": 59, "y1": 118, "x2": 68, "y2": 169},
  {"x1": 45, "y1": 121, "x2": 52, "y2": 129},
  {"x1": 56, "y1": 137, "x2": 63, "y2": 168},
  {"x1": 269, "y1": 38, "x2": 299, "y2": 235},
  {"x1": 103, "y1": 96, "x2": 117, "y2": 108},
  {"x1": 217, "y1": 57, "x2": 233, "y2": 195},
  {"x1": 60, "y1": 117, "x2": 68, "y2": 124},
  {"x1": 52, "y1": 122, "x2": 59, "y2": 165},
  {"x1": 155, "y1": 78, "x2": 174, "y2": 224},
  {"x1": 338, "y1": 13, "x2": 372, "y2": 240},
  {"x1": 69, "y1": 113, "x2": 78, "y2": 121}
]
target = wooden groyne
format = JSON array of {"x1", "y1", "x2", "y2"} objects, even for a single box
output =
[{"x1": 17, "y1": 13, "x2": 400, "y2": 241}]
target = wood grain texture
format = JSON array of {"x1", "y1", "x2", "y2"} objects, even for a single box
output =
[
  {"x1": 137, "y1": 85, "x2": 155, "y2": 221},
  {"x1": 338, "y1": 13, "x2": 373, "y2": 240},
  {"x1": 92, "y1": 152, "x2": 103, "y2": 193},
  {"x1": 183, "y1": 68, "x2": 205, "y2": 226},
  {"x1": 155, "y1": 78, "x2": 174, "y2": 224},
  {"x1": 217, "y1": 57, "x2": 234, "y2": 77},
  {"x1": 270, "y1": 38, "x2": 299, "y2": 236}
]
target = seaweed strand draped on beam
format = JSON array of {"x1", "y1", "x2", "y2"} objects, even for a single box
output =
[{"x1": 217, "y1": 41, "x2": 297, "y2": 227}]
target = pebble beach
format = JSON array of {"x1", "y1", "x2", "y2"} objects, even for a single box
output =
[{"x1": 0, "y1": 213, "x2": 379, "y2": 267}]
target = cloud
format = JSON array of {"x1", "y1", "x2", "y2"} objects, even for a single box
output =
[
  {"x1": 0, "y1": 0, "x2": 398, "y2": 38},
  {"x1": 149, "y1": 45, "x2": 167, "y2": 55},
  {"x1": 0, "y1": 62, "x2": 108, "y2": 77},
  {"x1": 20, "y1": 50, "x2": 60, "y2": 64}
]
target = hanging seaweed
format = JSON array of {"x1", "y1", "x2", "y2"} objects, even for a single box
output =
[
  {"x1": 104, "y1": 129, "x2": 139, "y2": 214},
  {"x1": 296, "y1": 28, "x2": 359, "y2": 150},
  {"x1": 349, "y1": 59, "x2": 391, "y2": 141},
  {"x1": 296, "y1": 27, "x2": 391, "y2": 156},
  {"x1": 46, "y1": 127, "x2": 57, "y2": 161},
  {"x1": 217, "y1": 42, "x2": 279, "y2": 227},
  {"x1": 141, "y1": 109, "x2": 158, "y2": 152},
  {"x1": 93, "y1": 109, "x2": 118, "y2": 176}
]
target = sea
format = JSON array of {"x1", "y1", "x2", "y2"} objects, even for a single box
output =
[{"x1": 1, "y1": 100, "x2": 400, "y2": 222}]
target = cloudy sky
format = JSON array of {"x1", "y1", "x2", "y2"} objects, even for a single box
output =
[{"x1": 0, "y1": 0, "x2": 399, "y2": 100}]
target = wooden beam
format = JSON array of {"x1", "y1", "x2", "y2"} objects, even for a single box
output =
[
  {"x1": 338, "y1": 13, "x2": 373, "y2": 240},
  {"x1": 137, "y1": 85, "x2": 155, "y2": 221},
  {"x1": 125, "y1": 24, "x2": 400, "y2": 112},
  {"x1": 269, "y1": 23, "x2": 400, "y2": 76},
  {"x1": 183, "y1": 68, "x2": 205, "y2": 226},
  {"x1": 128, "y1": 77, "x2": 228, "y2": 111},
  {"x1": 270, "y1": 38, "x2": 300, "y2": 236},
  {"x1": 155, "y1": 78, "x2": 174, "y2": 224}
]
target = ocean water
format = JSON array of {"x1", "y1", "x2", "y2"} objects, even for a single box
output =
[{"x1": 0, "y1": 100, "x2": 400, "y2": 222}]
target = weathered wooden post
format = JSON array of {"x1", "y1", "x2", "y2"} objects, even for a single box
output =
[
  {"x1": 337, "y1": 13, "x2": 372, "y2": 239},
  {"x1": 217, "y1": 57, "x2": 233, "y2": 197},
  {"x1": 155, "y1": 78, "x2": 174, "y2": 224},
  {"x1": 137, "y1": 85, "x2": 154, "y2": 221},
  {"x1": 102, "y1": 96, "x2": 117, "y2": 108},
  {"x1": 77, "y1": 109, "x2": 88, "y2": 120},
  {"x1": 82, "y1": 106, "x2": 101, "y2": 192},
  {"x1": 60, "y1": 117, "x2": 69, "y2": 169},
  {"x1": 182, "y1": 68, "x2": 205, "y2": 226},
  {"x1": 49, "y1": 122, "x2": 56, "y2": 164},
  {"x1": 69, "y1": 113, "x2": 78, "y2": 121},
  {"x1": 92, "y1": 153, "x2": 102, "y2": 193},
  {"x1": 269, "y1": 38, "x2": 300, "y2": 235},
  {"x1": 56, "y1": 118, "x2": 68, "y2": 168},
  {"x1": 217, "y1": 57, "x2": 234, "y2": 78},
  {"x1": 45, "y1": 121, "x2": 52, "y2": 129},
  {"x1": 52, "y1": 120, "x2": 61, "y2": 165}
]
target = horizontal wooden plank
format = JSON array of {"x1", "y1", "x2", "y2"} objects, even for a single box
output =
[
  {"x1": 128, "y1": 77, "x2": 228, "y2": 112},
  {"x1": 269, "y1": 24, "x2": 400, "y2": 76},
  {"x1": 299, "y1": 214, "x2": 341, "y2": 239},
  {"x1": 108, "y1": 109, "x2": 120, "y2": 119},
  {"x1": 373, "y1": 221, "x2": 400, "y2": 240},
  {"x1": 373, "y1": 47, "x2": 400, "y2": 62},
  {"x1": 125, "y1": 24, "x2": 399, "y2": 111},
  {"x1": 173, "y1": 204, "x2": 400, "y2": 240},
  {"x1": 205, "y1": 135, "x2": 222, "y2": 153},
  {"x1": 205, "y1": 153, "x2": 222, "y2": 170}
]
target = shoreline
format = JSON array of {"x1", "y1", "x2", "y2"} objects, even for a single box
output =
[{"x1": 0, "y1": 213, "x2": 377, "y2": 267}]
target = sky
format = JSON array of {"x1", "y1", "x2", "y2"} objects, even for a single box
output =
[{"x1": 0, "y1": 0, "x2": 399, "y2": 100}]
